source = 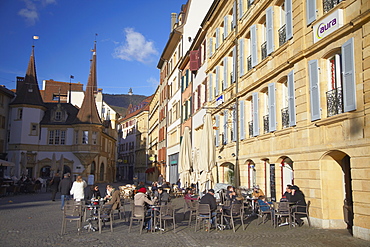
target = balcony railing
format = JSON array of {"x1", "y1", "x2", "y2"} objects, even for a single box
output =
[
  {"x1": 263, "y1": 114, "x2": 269, "y2": 134},
  {"x1": 248, "y1": 121, "x2": 253, "y2": 137},
  {"x1": 281, "y1": 107, "x2": 289, "y2": 128},
  {"x1": 323, "y1": 0, "x2": 342, "y2": 13},
  {"x1": 221, "y1": 80, "x2": 225, "y2": 91},
  {"x1": 230, "y1": 71, "x2": 233, "y2": 84},
  {"x1": 326, "y1": 88, "x2": 343, "y2": 117},
  {"x1": 247, "y1": 55, "x2": 252, "y2": 71},
  {"x1": 278, "y1": 24, "x2": 286, "y2": 47},
  {"x1": 247, "y1": 0, "x2": 252, "y2": 9},
  {"x1": 261, "y1": 41, "x2": 267, "y2": 60}
]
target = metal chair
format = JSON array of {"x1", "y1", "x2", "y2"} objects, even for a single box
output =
[
  {"x1": 195, "y1": 204, "x2": 211, "y2": 232},
  {"x1": 274, "y1": 202, "x2": 291, "y2": 228},
  {"x1": 129, "y1": 204, "x2": 150, "y2": 234},
  {"x1": 61, "y1": 203, "x2": 82, "y2": 235},
  {"x1": 292, "y1": 200, "x2": 311, "y2": 227},
  {"x1": 98, "y1": 204, "x2": 114, "y2": 233},
  {"x1": 185, "y1": 199, "x2": 198, "y2": 226},
  {"x1": 158, "y1": 204, "x2": 176, "y2": 233},
  {"x1": 112, "y1": 198, "x2": 126, "y2": 221},
  {"x1": 255, "y1": 201, "x2": 274, "y2": 226},
  {"x1": 222, "y1": 203, "x2": 245, "y2": 232}
]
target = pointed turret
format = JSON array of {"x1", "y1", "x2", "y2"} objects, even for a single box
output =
[
  {"x1": 11, "y1": 46, "x2": 44, "y2": 106},
  {"x1": 76, "y1": 42, "x2": 102, "y2": 124}
]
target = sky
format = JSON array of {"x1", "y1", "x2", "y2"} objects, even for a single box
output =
[{"x1": 0, "y1": 0, "x2": 185, "y2": 96}]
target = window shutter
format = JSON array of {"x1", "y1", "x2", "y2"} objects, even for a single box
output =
[
  {"x1": 266, "y1": 7, "x2": 274, "y2": 55},
  {"x1": 216, "y1": 28, "x2": 220, "y2": 49},
  {"x1": 285, "y1": 0, "x2": 293, "y2": 40},
  {"x1": 233, "y1": 1, "x2": 237, "y2": 28},
  {"x1": 239, "y1": 0, "x2": 244, "y2": 19},
  {"x1": 268, "y1": 83, "x2": 277, "y2": 132},
  {"x1": 197, "y1": 85, "x2": 201, "y2": 110},
  {"x1": 208, "y1": 73, "x2": 213, "y2": 101},
  {"x1": 308, "y1": 60, "x2": 321, "y2": 121},
  {"x1": 240, "y1": 100, "x2": 245, "y2": 140},
  {"x1": 215, "y1": 115, "x2": 220, "y2": 147},
  {"x1": 186, "y1": 69, "x2": 189, "y2": 88},
  {"x1": 239, "y1": 38, "x2": 245, "y2": 77},
  {"x1": 232, "y1": 107, "x2": 237, "y2": 142},
  {"x1": 224, "y1": 110, "x2": 228, "y2": 144},
  {"x1": 223, "y1": 57, "x2": 228, "y2": 90},
  {"x1": 233, "y1": 46, "x2": 237, "y2": 83},
  {"x1": 215, "y1": 66, "x2": 220, "y2": 96},
  {"x1": 306, "y1": 0, "x2": 316, "y2": 25},
  {"x1": 181, "y1": 75, "x2": 184, "y2": 92},
  {"x1": 287, "y1": 70, "x2": 296, "y2": 126},
  {"x1": 251, "y1": 25, "x2": 258, "y2": 67},
  {"x1": 250, "y1": 0, "x2": 254, "y2": 3},
  {"x1": 190, "y1": 50, "x2": 200, "y2": 71},
  {"x1": 209, "y1": 37, "x2": 213, "y2": 57},
  {"x1": 342, "y1": 38, "x2": 356, "y2": 112},
  {"x1": 224, "y1": 16, "x2": 229, "y2": 38},
  {"x1": 252, "y1": 92, "x2": 259, "y2": 136}
]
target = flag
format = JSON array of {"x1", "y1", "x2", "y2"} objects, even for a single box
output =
[
  {"x1": 70, "y1": 75, "x2": 74, "y2": 79},
  {"x1": 33, "y1": 36, "x2": 39, "y2": 40}
]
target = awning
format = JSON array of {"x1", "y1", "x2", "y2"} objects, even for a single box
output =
[{"x1": 0, "y1": 160, "x2": 15, "y2": 167}]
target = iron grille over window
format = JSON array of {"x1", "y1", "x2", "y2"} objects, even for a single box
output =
[
  {"x1": 278, "y1": 24, "x2": 286, "y2": 47},
  {"x1": 261, "y1": 41, "x2": 267, "y2": 60},
  {"x1": 247, "y1": 56, "x2": 252, "y2": 71},
  {"x1": 326, "y1": 88, "x2": 343, "y2": 117},
  {"x1": 281, "y1": 107, "x2": 289, "y2": 128},
  {"x1": 248, "y1": 121, "x2": 253, "y2": 137},
  {"x1": 263, "y1": 114, "x2": 269, "y2": 134},
  {"x1": 323, "y1": 0, "x2": 342, "y2": 13}
]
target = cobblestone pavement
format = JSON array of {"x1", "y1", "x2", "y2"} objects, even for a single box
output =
[{"x1": 0, "y1": 188, "x2": 369, "y2": 247}]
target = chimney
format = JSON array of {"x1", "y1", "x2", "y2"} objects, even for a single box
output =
[{"x1": 171, "y1": 13, "x2": 177, "y2": 32}]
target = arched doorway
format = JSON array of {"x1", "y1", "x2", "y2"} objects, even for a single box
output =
[
  {"x1": 246, "y1": 160, "x2": 256, "y2": 188},
  {"x1": 40, "y1": 166, "x2": 51, "y2": 179},
  {"x1": 280, "y1": 157, "x2": 294, "y2": 195},
  {"x1": 99, "y1": 163, "x2": 105, "y2": 181},
  {"x1": 60, "y1": 165, "x2": 71, "y2": 176},
  {"x1": 219, "y1": 162, "x2": 234, "y2": 185},
  {"x1": 320, "y1": 151, "x2": 353, "y2": 232}
]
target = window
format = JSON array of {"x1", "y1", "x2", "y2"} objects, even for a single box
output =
[
  {"x1": 92, "y1": 131, "x2": 97, "y2": 145},
  {"x1": 82, "y1": 130, "x2": 88, "y2": 144},
  {"x1": 326, "y1": 53, "x2": 343, "y2": 117},
  {"x1": 17, "y1": 108, "x2": 23, "y2": 120},
  {"x1": 268, "y1": 83, "x2": 277, "y2": 132},
  {"x1": 323, "y1": 0, "x2": 343, "y2": 13},
  {"x1": 75, "y1": 130, "x2": 78, "y2": 144},
  {"x1": 30, "y1": 123, "x2": 38, "y2": 136},
  {"x1": 55, "y1": 111, "x2": 62, "y2": 121},
  {"x1": 0, "y1": 115, "x2": 5, "y2": 129},
  {"x1": 252, "y1": 92, "x2": 259, "y2": 136},
  {"x1": 239, "y1": 100, "x2": 245, "y2": 140},
  {"x1": 48, "y1": 129, "x2": 66, "y2": 145}
]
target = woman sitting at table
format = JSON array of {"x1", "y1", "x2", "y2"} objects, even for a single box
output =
[
  {"x1": 85, "y1": 184, "x2": 102, "y2": 203},
  {"x1": 252, "y1": 185, "x2": 264, "y2": 198},
  {"x1": 184, "y1": 188, "x2": 198, "y2": 202},
  {"x1": 134, "y1": 187, "x2": 156, "y2": 231}
]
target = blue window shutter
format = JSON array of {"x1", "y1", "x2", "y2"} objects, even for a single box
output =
[
  {"x1": 215, "y1": 66, "x2": 220, "y2": 96},
  {"x1": 224, "y1": 16, "x2": 229, "y2": 38},
  {"x1": 252, "y1": 92, "x2": 259, "y2": 136},
  {"x1": 342, "y1": 38, "x2": 356, "y2": 112},
  {"x1": 233, "y1": 1, "x2": 237, "y2": 28},
  {"x1": 306, "y1": 0, "x2": 316, "y2": 25},
  {"x1": 239, "y1": 38, "x2": 245, "y2": 77},
  {"x1": 209, "y1": 37, "x2": 213, "y2": 57},
  {"x1": 266, "y1": 7, "x2": 274, "y2": 55},
  {"x1": 216, "y1": 28, "x2": 220, "y2": 49},
  {"x1": 223, "y1": 57, "x2": 228, "y2": 90},
  {"x1": 181, "y1": 76, "x2": 184, "y2": 92},
  {"x1": 239, "y1": 0, "x2": 244, "y2": 19},
  {"x1": 308, "y1": 60, "x2": 321, "y2": 121},
  {"x1": 240, "y1": 100, "x2": 245, "y2": 140},
  {"x1": 232, "y1": 107, "x2": 237, "y2": 142},
  {"x1": 215, "y1": 115, "x2": 220, "y2": 147},
  {"x1": 251, "y1": 25, "x2": 258, "y2": 67},
  {"x1": 268, "y1": 82, "x2": 277, "y2": 132},
  {"x1": 285, "y1": 0, "x2": 293, "y2": 40},
  {"x1": 186, "y1": 69, "x2": 189, "y2": 88},
  {"x1": 233, "y1": 46, "x2": 237, "y2": 83},
  {"x1": 208, "y1": 73, "x2": 213, "y2": 101},
  {"x1": 287, "y1": 70, "x2": 296, "y2": 126},
  {"x1": 224, "y1": 110, "x2": 228, "y2": 144}
]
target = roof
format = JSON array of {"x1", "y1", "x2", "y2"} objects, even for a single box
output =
[
  {"x1": 120, "y1": 95, "x2": 153, "y2": 121},
  {"x1": 40, "y1": 103, "x2": 79, "y2": 125}
]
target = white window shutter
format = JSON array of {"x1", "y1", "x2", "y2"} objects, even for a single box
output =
[
  {"x1": 240, "y1": 100, "x2": 245, "y2": 140},
  {"x1": 209, "y1": 37, "x2": 213, "y2": 57},
  {"x1": 223, "y1": 57, "x2": 228, "y2": 90},
  {"x1": 238, "y1": 0, "x2": 244, "y2": 19},
  {"x1": 233, "y1": 46, "x2": 237, "y2": 83},
  {"x1": 342, "y1": 38, "x2": 356, "y2": 112},
  {"x1": 233, "y1": 1, "x2": 237, "y2": 28},
  {"x1": 266, "y1": 7, "x2": 274, "y2": 55},
  {"x1": 239, "y1": 38, "x2": 245, "y2": 77},
  {"x1": 215, "y1": 115, "x2": 220, "y2": 147},
  {"x1": 232, "y1": 107, "x2": 237, "y2": 142},
  {"x1": 224, "y1": 110, "x2": 228, "y2": 144},
  {"x1": 287, "y1": 70, "x2": 296, "y2": 126},
  {"x1": 308, "y1": 60, "x2": 321, "y2": 121},
  {"x1": 306, "y1": 0, "x2": 316, "y2": 25},
  {"x1": 224, "y1": 16, "x2": 229, "y2": 38},
  {"x1": 251, "y1": 25, "x2": 258, "y2": 67},
  {"x1": 216, "y1": 28, "x2": 220, "y2": 49},
  {"x1": 208, "y1": 73, "x2": 213, "y2": 101},
  {"x1": 285, "y1": 0, "x2": 293, "y2": 40},
  {"x1": 215, "y1": 66, "x2": 220, "y2": 96},
  {"x1": 268, "y1": 82, "x2": 277, "y2": 132},
  {"x1": 252, "y1": 92, "x2": 259, "y2": 136}
]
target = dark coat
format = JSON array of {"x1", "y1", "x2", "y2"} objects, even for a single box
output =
[
  {"x1": 159, "y1": 191, "x2": 170, "y2": 205},
  {"x1": 290, "y1": 190, "x2": 306, "y2": 212},
  {"x1": 58, "y1": 177, "x2": 72, "y2": 195},
  {"x1": 200, "y1": 193, "x2": 217, "y2": 211},
  {"x1": 50, "y1": 176, "x2": 61, "y2": 190}
]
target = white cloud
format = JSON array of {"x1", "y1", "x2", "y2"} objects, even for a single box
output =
[
  {"x1": 18, "y1": 0, "x2": 57, "y2": 26},
  {"x1": 113, "y1": 28, "x2": 158, "y2": 63},
  {"x1": 147, "y1": 77, "x2": 159, "y2": 88}
]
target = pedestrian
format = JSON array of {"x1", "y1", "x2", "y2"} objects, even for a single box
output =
[
  {"x1": 50, "y1": 173, "x2": 61, "y2": 201},
  {"x1": 59, "y1": 173, "x2": 72, "y2": 210},
  {"x1": 70, "y1": 175, "x2": 87, "y2": 201},
  {"x1": 157, "y1": 174, "x2": 163, "y2": 186}
]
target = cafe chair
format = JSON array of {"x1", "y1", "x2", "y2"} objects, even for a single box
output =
[
  {"x1": 98, "y1": 204, "x2": 114, "y2": 233},
  {"x1": 255, "y1": 201, "x2": 274, "y2": 226},
  {"x1": 61, "y1": 204, "x2": 83, "y2": 235},
  {"x1": 113, "y1": 198, "x2": 126, "y2": 221},
  {"x1": 129, "y1": 205, "x2": 150, "y2": 234},
  {"x1": 223, "y1": 203, "x2": 245, "y2": 232},
  {"x1": 274, "y1": 202, "x2": 291, "y2": 228},
  {"x1": 158, "y1": 204, "x2": 176, "y2": 233},
  {"x1": 195, "y1": 204, "x2": 211, "y2": 233},
  {"x1": 292, "y1": 200, "x2": 311, "y2": 227},
  {"x1": 185, "y1": 199, "x2": 198, "y2": 226}
]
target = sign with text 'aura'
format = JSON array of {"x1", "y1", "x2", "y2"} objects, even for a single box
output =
[{"x1": 313, "y1": 9, "x2": 343, "y2": 43}]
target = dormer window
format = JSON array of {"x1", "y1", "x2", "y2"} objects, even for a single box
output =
[{"x1": 55, "y1": 111, "x2": 62, "y2": 121}]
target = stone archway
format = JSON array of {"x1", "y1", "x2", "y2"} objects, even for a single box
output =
[
  {"x1": 320, "y1": 150, "x2": 353, "y2": 232},
  {"x1": 219, "y1": 162, "x2": 234, "y2": 185}
]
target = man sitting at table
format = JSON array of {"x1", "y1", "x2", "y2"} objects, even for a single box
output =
[
  {"x1": 157, "y1": 187, "x2": 170, "y2": 205},
  {"x1": 199, "y1": 189, "x2": 217, "y2": 229},
  {"x1": 290, "y1": 185, "x2": 307, "y2": 227},
  {"x1": 105, "y1": 186, "x2": 121, "y2": 210}
]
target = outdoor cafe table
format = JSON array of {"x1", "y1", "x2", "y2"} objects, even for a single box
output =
[{"x1": 84, "y1": 199, "x2": 104, "y2": 232}]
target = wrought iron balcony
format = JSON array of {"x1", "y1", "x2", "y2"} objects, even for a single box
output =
[
  {"x1": 326, "y1": 88, "x2": 343, "y2": 117},
  {"x1": 261, "y1": 41, "x2": 267, "y2": 60},
  {"x1": 281, "y1": 107, "x2": 289, "y2": 129},
  {"x1": 221, "y1": 80, "x2": 225, "y2": 91},
  {"x1": 247, "y1": 55, "x2": 252, "y2": 71},
  {"x1": 323, "y1": 0, "x2": 342, "y2": 13},
  {"x1": 248, "y1": 121, "x2": 253, "y2": 137},
  {"x1": 263, "y1": 114, "x2": 269, "y2": 134},
  {"x1": 247, "y1": 0, "x2": 252, "y2": 9},
  {"x1": 278, "y1": 24, "x2": 286, "y2": 47}
]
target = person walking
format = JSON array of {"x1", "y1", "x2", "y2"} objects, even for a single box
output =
[
  {"x1": 70, "y1": 176, "x2": 87, "y2": 201},
  {"x1": 50, "y1": 173, "x2": 61, "y2": 201},
  {"x1": 59, "y1": 173, "x2": 72, "y2": 210}
]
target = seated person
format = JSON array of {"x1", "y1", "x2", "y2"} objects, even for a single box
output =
[
  {"x1": 252, "y1": 185, "x2": 264, "y2": 198},
  {"x1": 257, "y1": 196, "x2": 274, "y2": 222},
  {"x1": 105, "y1": 186, "x2": 121, "y2": 210},
  {"x1": 184, "y1": 188, "x2": 198, "y2": 201},
  {"x1": 85, "y1": 184, "x2": 102, "y2": 203},
  {"x1": 157, "y1": 187, "x2": 170, "y2": 205},
  {"x1": 136, "y1": 181, "x2": 145, "y2": 190},
  {"x1": 225, "y1": 186, "x2": 236, "y2": 203},
  {"x1": 103, "y1": 185, "x2": 113, "y2": 201},
  {"x1": 290, "y1": 185, "x2": 307, "y2": 227},
  {"x1": 282, "y1": 184, "x2": 292, "y2": 202},
  {"x1": 221, "y1": 190, "x2": 243, "y2": 229},
  {"x1": 199, "y1": 189, "x2": 217, "y2": 229},
  {"x1": 134, "y1": 187, "x2": 156, "y2": 230}
]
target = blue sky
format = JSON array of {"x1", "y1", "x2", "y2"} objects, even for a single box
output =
[{"x1": 0, "y1": 0, "x2": 185, "y2": 96}]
